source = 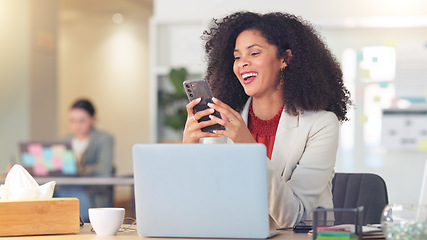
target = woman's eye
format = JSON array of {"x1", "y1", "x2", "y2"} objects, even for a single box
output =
[
  {"x1": 251, "y1": 52, "x2": 260, "y2": 56},
  {"x1": 234, "y1": 56, "x2": 241, "y2": 60}
]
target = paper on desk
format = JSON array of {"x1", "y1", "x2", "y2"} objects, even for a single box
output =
[
  {"x1": 316, "y1": 224, "x2": 383, "y2": 237},
  {"x1": 0, "y1": 164, "x2": 56, "y2": 200}
]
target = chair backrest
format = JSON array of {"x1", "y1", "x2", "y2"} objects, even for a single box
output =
[{"x1": 332, "y1": 173, "x2": 389, "y2": 225}]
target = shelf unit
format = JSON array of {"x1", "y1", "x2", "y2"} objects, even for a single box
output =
[{"x1": 149, "y1": 18, "x2": 210, "y2": 142}]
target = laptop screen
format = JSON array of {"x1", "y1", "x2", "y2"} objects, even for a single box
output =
[{"x1": 19, "y1": 141, "x2": 78, "y2": 177}]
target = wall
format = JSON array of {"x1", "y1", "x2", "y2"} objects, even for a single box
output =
[
  {"x1": 0, "y1": 0, "x2": 70, "y2": 172},
  {"x1": 153, "y1": 0, "x2": 427, "y2": 22},
  {"x1": 0, "y1": 0, "x2": 31, "y2": 171},
  {"x1": 58, "y1": 0, "x2": 153, "y2": 178},
  {"x1": 30, "y1": 0, "x2": 58, "y2": 141}
]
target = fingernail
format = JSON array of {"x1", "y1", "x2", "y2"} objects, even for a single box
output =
[
  {"x1": 196, "y1": 97, "x2": 201, "y2": 101},
  {"x1": 212, "y1": 97, "x2": 218, "y2": 103},
  {"x1": 207, "y1": 103, "x2": 214, "y2": 108},
  {"x1": 212, "y1": 130, "x2": 217, "y2": 134},
  {"x1": 209, "y1": 115, "x2": 213, "y2": 119}
]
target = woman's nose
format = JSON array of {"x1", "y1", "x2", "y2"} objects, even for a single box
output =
[{"x1": 238, "y1": 56, "x2": 249, "y2": 68}]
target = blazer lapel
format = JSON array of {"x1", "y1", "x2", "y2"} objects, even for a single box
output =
[
  {"x1": 241, "y1": 98, "x2": 251, "y2": 125},
  {"x1": 270, "y1": 111, "x2": 299, "y2": 180}
]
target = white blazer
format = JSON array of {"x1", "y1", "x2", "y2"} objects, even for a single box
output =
[{"x1": 203, "y1": 98, "x2": 339, "y2": 228}]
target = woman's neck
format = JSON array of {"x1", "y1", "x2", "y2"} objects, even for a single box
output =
[
  {"x1": 75, "y1": 132, "x2": 90, "y2": 141},
  {"x1": 252, "y1": 94, "x2": 284, "y2": 120}
]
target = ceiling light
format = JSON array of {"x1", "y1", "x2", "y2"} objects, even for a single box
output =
[{"x1": 112, "y1": 13, "x2": 124, "y2": 24}]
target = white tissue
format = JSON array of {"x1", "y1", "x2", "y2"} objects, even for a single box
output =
[{"x1": 0, "y1": 164, "x2": 56, "y2": 200}]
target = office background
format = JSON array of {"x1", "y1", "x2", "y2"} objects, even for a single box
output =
[{"x1": 1, "y1": 0, "x2": 427, "y2": 205}]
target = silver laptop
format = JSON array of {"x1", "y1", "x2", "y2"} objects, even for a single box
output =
[{"x1": 132, "y1": 143, "x2": 270, "y2": 238}]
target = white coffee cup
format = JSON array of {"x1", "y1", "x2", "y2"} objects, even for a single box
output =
[{"x1": 89, "y1": 208, "x2": 125, "y2": 236}]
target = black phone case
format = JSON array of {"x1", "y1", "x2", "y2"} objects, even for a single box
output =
[{"x1": 183, "y1": 79, "x2": 225, "y2": 132}]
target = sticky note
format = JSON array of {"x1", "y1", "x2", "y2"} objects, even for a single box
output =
[
  {"x1": 402, "y1": 97, "x2": 426, "y2": 103},
  {"x1": 62, "y1": 150, "x2": 75, "y2": 162},
  {"x1": 62, "y1": 161, "x2": 77, "y2": 175},
  {"x1": 359, "y1": 114, "x2": 368, "y2": 123},
  {"x1": 62, "y1": 150, "x2": 77, "y2": 174},
  {"x1": 45, "y1": 160, "x2": 54, "y2": 171},
  {"x1": 33, "y1": 162, "x2": 49, "y2": 176},
  {"x1": 51, "y1": 144, "x2": 66, "y2": 157},
  {"x1": 28, "y1": 144, "x2": 43, "y2": 157},
  {"x1": 379, "y1": 82, "x2": 388, "y2": 88},
  {"x1": 22, "y1": 153, "x2": 35, "y2": 166},
  {"x1": 384, "y1": 40, "x2": 396, "y2": 47},
  {"x1": 361, "y1": 69, "x2": 370, "y2": 78},
  {"x1": 357, "y1": 51, "x2": 363, "y2": 62},
  {"x1": 374, "y1": 96, "x2": 381, "y2": 102},
  {"x1": 52, "y1": 157, "x2": 62, "y2": 171},
  {"x1": 43, "y1": 148, "x2": 53, "y2": 162},
  {"x1": 418, "y1": 139, "x2": 427, "y2": 152}
]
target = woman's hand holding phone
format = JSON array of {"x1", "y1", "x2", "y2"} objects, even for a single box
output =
[
  {"x1": 183, "y1": 79, "x2": 225, "y2": 143},
  {"x1": 182, "y1": 98, "x2": 220, "y2": 143},
  {"x1": 206, "y1": 98, "x2": 257, "y2": 144},
  {"x1": 183, "y1": 97, "x2": 256, "y2": 144},
  {"x1": 183, "y1": 79, "x2": 225, "y2": 133}
]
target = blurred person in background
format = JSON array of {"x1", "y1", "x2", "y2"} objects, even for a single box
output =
[{"x1": 54, "y1": 99, "x2": 115, "y2": 222}]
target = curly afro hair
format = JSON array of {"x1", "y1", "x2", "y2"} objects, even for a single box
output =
[{"x1": 203, "y1": 11, "x2": 352, "y2": 122}]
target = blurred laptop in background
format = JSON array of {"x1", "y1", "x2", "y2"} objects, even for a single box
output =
[{"x1": 19, "y1": 141, "x2": 78, "y2": 177}]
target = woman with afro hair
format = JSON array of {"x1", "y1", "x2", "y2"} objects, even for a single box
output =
[{"x1": 183, "y1": 11, "x2": 352, "y2": 228}]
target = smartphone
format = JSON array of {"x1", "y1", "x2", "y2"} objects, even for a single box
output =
[{"x1": 183, "y1": 79, "x2": 225, "y2": 132}]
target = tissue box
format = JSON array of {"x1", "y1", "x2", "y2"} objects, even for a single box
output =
[{"x1": 0, "y1": 197, "x2": 80, "y2": 236}]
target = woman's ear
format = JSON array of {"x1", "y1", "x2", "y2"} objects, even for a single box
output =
[
  {"x1": 90, "y1": 116, "x2": 97, "y2": 125},
  {"x1": 282, "y1": 49, "x2": 293, "y2": 65}
]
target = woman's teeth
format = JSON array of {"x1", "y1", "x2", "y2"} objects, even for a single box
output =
[{"x1": 242, "y1": 72, "x2": 257, "y2": 80}]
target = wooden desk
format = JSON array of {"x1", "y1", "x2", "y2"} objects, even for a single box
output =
[
  {"x1": 0, "y1": 176, "x2": 134, "y2": 186},
  {"x1": 0, "y1": 224, "x2": 313, "y2": 240},
  {"x1": 34, "y1": 176, "x2": 134, "y2": 186}
]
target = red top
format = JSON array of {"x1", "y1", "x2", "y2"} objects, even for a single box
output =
[{"x1": 248, "y1": 103, "x2": 283, "y2": 160}]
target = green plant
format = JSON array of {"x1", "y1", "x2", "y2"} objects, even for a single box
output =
[{"x1": 158, "y1": 67, "x2": 189, "y2": 131}]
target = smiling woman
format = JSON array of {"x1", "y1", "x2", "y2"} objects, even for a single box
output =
[{"x1": 182, "y1": 11, "x2": 353, "y2": 228}]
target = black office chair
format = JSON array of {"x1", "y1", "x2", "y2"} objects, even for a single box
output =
[{"x1": 332, "y1": 173, "x2": 389, "y2": 225}]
